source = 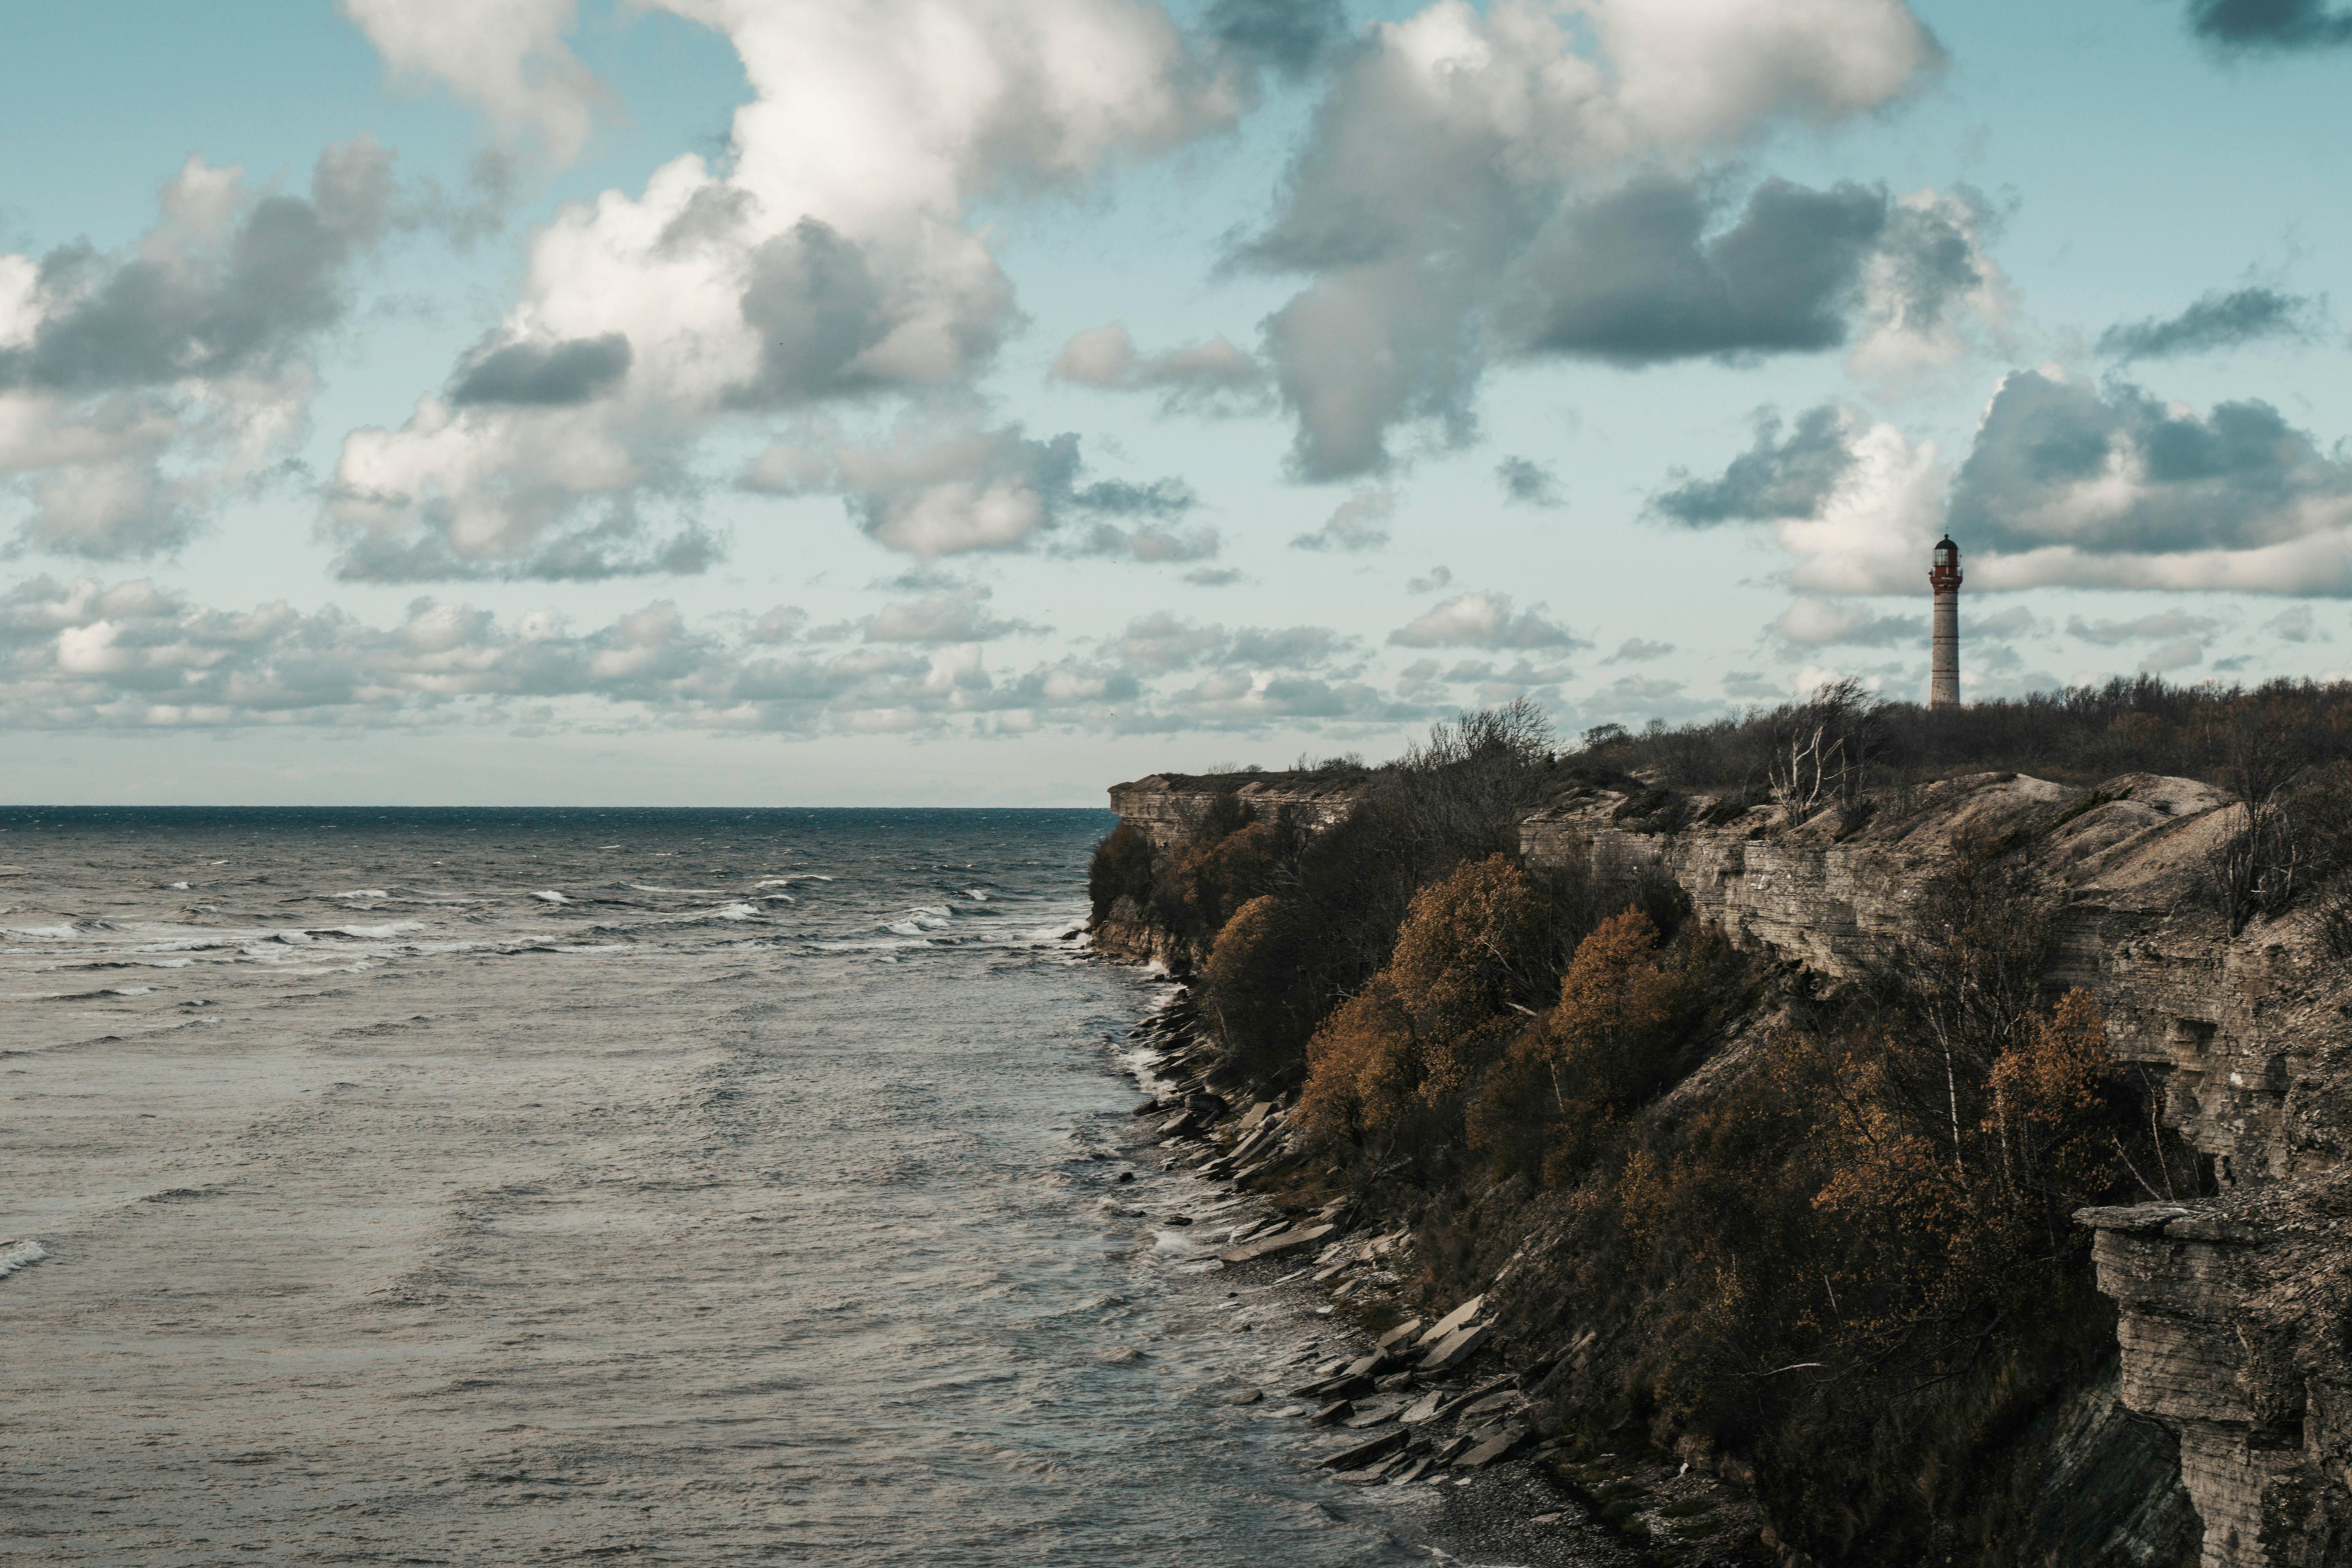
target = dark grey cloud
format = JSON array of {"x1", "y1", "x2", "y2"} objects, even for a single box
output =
[
  {"x1": 2188, "y1": 0, "x2": 2352, "y2": 49},
  {"x1": 1650, "y1": 404, "x2": 1855, "y2": 525},
  {"x1": 1497, "y1": 456, "x2": 1564, "y2": 508},
  {"x1": 1259, "y1": 255, "x2": 1483, "y2": 479},
  {"x1": 1605, "y1": 638, "x2": 1674, "y2": 663},
  {"x1": 448, "y1": 332, "x2": 631, "y2": 406},
  {"x1": 0, "y1": 141, "x2": 392, "y2": 396},
  {"x1": 1205, "y1": 0, "x2": 1348, "y2": 79},
  {"x1": 1504, "y1": 177, "x2": 1892, "y2": 366},
  {"x1": 730, "y1": 218, "x2": 901, "y2": 407},
  {"x1": 1948, "y1": 371, "x2": 2352, "y2": 564},
  {"x1": 333, "y1": 514, "x2": 721, "y2": 584},
  {"x1": 2097, "y1": 287, "x2": 2321, "y2": 360},
  {"x1": 747, "y1": 425, "x2": 1199, "y2": 559}
]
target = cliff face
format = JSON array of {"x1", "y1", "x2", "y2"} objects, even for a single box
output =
[
  {"x1": 1101, "y1": 767, "x2": 2352, "y2": 1566},
  {"x1": 1105, "y1": 771, "x2": 1360, "y2": 855},
  {"x1": 1523, "y1": 771, "x2": 2346, "y2": 1568},
  {"x1": 1094, "y1": 772, "x2": 1362, "y2": 967}
]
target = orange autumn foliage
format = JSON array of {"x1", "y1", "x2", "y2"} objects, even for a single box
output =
[{"x1": 1297, "y1": 854, "x2": 1547, "y2": 1138}]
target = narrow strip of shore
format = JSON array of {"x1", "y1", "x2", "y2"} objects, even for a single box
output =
[{"x1": 1097, "y1": 980, "x2": 1766, "y2": 1568}]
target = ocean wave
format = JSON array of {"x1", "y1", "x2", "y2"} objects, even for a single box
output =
[
  {"x1": 712, "y1": 903, "x2": 760, "y2": 920},
  {"x1": 0, "y1": 1240, "x2": 49, "y2": 1281},
  {"x1": 622, "y1": 883, "x2": 724, "y2": 895},
  {"x1": 167, "y1": 881, "x2": 190, "y2": 890},
  {"x1": 324, "y1": 922, "x2": 429, "y2": 940},
  {"x1": 334, "y1": 889, "x2": 389, "y2": 900},
  {"x1": 965, "y1": 889, "x2": 991, "y2": 901},
  {"x1": 5, "y1": 923, "x2": 76, "y2": 940},
  {"x1": 884, "y1": 906, "x2": 954, "y2": 937},
  {"x1": 531, "y1": 890, "x2": 568, "y2": 905}
]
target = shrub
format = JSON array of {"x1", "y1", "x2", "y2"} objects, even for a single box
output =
[
  {"x1": 1086, "y1": 820, "x2": 1154, "y2": 925},
  {"x1": 1298, "y1": 854, "x2": 1552, "y2": 1140}
]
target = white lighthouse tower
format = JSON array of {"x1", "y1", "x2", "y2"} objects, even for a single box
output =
[{"x1": 1929, "y1": 535, "x2": 1962, "y2": 710}]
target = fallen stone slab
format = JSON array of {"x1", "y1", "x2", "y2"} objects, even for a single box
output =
[
  {"x1": 1218, "y1": 1221, "x2": 1336, "y2": 1266},
  {"x1": 1309, "y1": 1399, "x2": 1355, "y2": 1427},
  {"x1": 1335, "y1": 1452, "x2": 1406, "y2": 1484},
  {"x1": 1432, "y1": 1432, "x2": 1476, "y2": 1466},
  {"x1": 1221, "y1": 1388, "x2": 1262, "y2": 1405},
  {"x1": 1457, "y1": 1388, "x2": 1521, "y2": 1422},
  {"x1": 1342, "y1": 1397, "x2": 1406, "y2": 1429},
  {"x1": 1377, "y1": 1317, "x2": 1425, "y2": 1351},
  {"x1": 1320, "y1": 1428, "x2": 1410, "y2": 1471},
  {"x1": 1416, "y1": 1295, "x2": 1486, "y2": 1349},
  {"x1": 1417, "y1": 1323, "x2": 1490, "y2": 1376},
  {"x1": 1398, "y1": 1389, "x2": 1446, "y2": 1425},
  {"x1": 1294, "y1": 1373, "x2": 1375, "y2": 1401},
  {"x1": 1432, "y1": 1376, "x2": 1514, "y2": 1423},
  {"x1": 1455, "y1": 1427, "x2": 1529, "y2": 1470},
  {"x1": 1390, "y1": 1454, "x2": 1436, "y2": 1486}
]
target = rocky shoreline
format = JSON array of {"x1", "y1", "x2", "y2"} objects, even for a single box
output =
[{"x1": 1105, "y1": 981, "x2": 1769, "y2": 1567}]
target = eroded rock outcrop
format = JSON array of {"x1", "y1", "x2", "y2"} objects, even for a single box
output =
[
  {"x1": 1098, "y1": 765, "x2": 2351, "y2": 1562},
  {"x1": 1521, "y1": 771, "x2": 2352, "y2": 1567}
]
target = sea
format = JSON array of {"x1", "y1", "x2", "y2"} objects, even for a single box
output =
[{"x1": 0, "y1": 806, "x2": 1509, "y2": 1566}]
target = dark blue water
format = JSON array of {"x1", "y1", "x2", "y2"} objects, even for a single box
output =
[{"x1": 0, "y1": 808, "x2": 1453, "y2": 1564}]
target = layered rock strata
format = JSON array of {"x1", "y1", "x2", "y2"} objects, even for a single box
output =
[
  {"x1": 1100, "y1": 768, "x2": 2351, "y2": 1564},
  {"x1": 1522, "y1": 771, "x2": 2347, "y2": 1568}
]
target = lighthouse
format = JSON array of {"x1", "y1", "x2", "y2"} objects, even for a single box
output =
[{"x1": 1929, "y1": 535, "x2": 1962, "y2": 710}]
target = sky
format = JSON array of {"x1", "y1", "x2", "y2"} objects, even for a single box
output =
[{"x1": 2, "y1": 0, "x2": 2349, "y2": 806}]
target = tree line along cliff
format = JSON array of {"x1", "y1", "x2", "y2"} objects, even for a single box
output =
[{"x1": 1089, "y1": 681, "x2": 2352, "y2": 1568}]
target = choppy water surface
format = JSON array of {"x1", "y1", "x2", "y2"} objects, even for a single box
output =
[{"x1": 0, "y1": 808, "x2": 1442, "y2": 1565}]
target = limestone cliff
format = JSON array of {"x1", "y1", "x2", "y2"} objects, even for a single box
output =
[
  {"x1": 1100, "y1": 766, "x2": 2352, "y2": 1565},
  {"x1": 1522, "y1": 771, "x2": 2351, "y2": 1567}
]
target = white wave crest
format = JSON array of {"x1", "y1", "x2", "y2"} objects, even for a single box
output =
[
  {"x1": 532, "y1": 891, "x2": 568, "y2": 905},
  {"x1": 5, "y1": 924, "x2": 76, "y2": 940},
  {"x1": 0, "y1": 1240, "x2": 49, "y2": 1280},
  {"x1": 335, "y1": 889, "x2": 389, "y2": 900},
  {"x1": 327, "y1": 922, "x2": 428, "y2": 940}
]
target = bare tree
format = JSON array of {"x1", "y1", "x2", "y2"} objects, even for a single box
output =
[{"x1": 1769, "y1": 679, "x2": 1885, "y2": 827}]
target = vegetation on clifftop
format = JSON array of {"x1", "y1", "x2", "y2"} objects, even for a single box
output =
[{"x1": 1084, "y1": 680, "x2": 2352, "y2": 1566}]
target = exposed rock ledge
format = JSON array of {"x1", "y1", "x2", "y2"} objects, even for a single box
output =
[
  {"x1": 1519, "y1": 771, "x2": 2350, "y2": 1568},
  {"x1": 1101, "y1": 766, "x2": 2351, "y2": 1563}
]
